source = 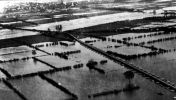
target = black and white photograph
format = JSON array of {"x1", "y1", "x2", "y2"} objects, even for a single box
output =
[{"x1": 0, "y1": 0, "x2": 176, "y2": 100}]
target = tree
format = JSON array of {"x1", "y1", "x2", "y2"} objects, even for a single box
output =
[{"x1": 124, "y1": 70, "x2": 134, "y2": 86}]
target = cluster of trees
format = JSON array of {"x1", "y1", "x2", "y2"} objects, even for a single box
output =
[
  {"x1": 86, "y1": 59, "x2": 108, "y2": 74},
  {"x1": 50, "y1": 63, "x2": 84, "y2": 72},
  {"x1": 86, "y1": 60, "x2": 98, "y2": 69},
  {"x1": 85, "y1": 40, "x2": 97, "y2": 43},
  {"x1": 109, "y1": 38, "x2": 121, "y2": 43},
  {"x1": 146, "y1": 31, "x2": 174, "y2": 37},
  {"x1": 53, "y1": 50, "x2": 81, "y2": 59},
  {"x1": 100, "y1": 60, "x2": 108, "y2": 64},
  {"x1": 106, "y1": 45, "x2": 113, "y2": 48},
  {"x1": 122, "y1": 31, "x2": 176, "y2": 42},
  {"x1": 105, "y1": 38, "x2": 129, "y2": 44},
  {"x1": 146, "y1": 36, "x2": 176, "y2": 44},
  {"x1": 34, "y1": 41, "x2": 75, "y2": 48},
  {"x1": 46, "y1": 42, "x2": 59, "y2": 47},
  {"x1": 61, "y1": 50, "x2": 81, "y2": 55},
  {"x1": 73, "y1": 63, "x2": 84, "y2": 69},
  {"x1": 86, "y1": 59, "x2": 108, "y2": 68},
  {"x1": 0, "y1": 56, "x2": 31, "y2": 63},
  {"x1": 54, "y1": 52, "x2": 68, "y2": 59},
  {"x1": 114, "y1": 45, "x2": 121, "y2": 48},
  {"x1": 106, "y1": 45, "x2": 120, "y2": 49},
  {"x1": 122, "y1": 31, "x2": 170, "y2": 41},
  {"x1": 129, "y1": 36, "x2": 176, "y2": 45},
  {"x1": 34, "y1": 44, "x2": 45, "y2": 48},
  {"x1": 123, "y1": 70, "x2": 136, "y2": 89},
  {"x1": 87, "y1": 36, "x2": 122, "y2": 44},
  {"x1": 106, "y1": 50, "x2": 168, "y2": 60},
  {"x1": 46, "y1": 66, "x2": 72, "y2": 73}
]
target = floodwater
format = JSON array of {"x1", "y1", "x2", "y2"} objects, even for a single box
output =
[
  {"x1": 0, "y1": 0, "x2": 176, "y2": 100},
  {"x1": 7, "y1": 41, "x2": 174, "y2": 100}
]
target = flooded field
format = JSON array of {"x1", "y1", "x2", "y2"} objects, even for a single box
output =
[
  {"x1": 1, "y1": 0, "x2": 176, "y2": 100},
  {"x1": 0, "y1": 34, "x2": 175, "y2": 100},
  {"x1": 79, "y1": 18, "x2": 176, "y2": 100}
]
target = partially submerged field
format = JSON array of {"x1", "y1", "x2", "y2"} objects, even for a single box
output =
[
  {"x1": 1, "y1": 0, "x2": 176, "y2": 100},
  {"x1": 0, "y1": 35, "x2": 174, "y2": 100},
  {"x1": 79, "y1": 13, "x2": 176, "y2": 99}
]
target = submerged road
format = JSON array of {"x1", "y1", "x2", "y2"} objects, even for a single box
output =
[{"x1": 66, "y1": 33, "x2": 176, "y2": 92}]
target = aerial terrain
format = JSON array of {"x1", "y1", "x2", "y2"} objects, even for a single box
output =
[{"x1": 0, "y1": 0, "x2": 176, "y2": 100}]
